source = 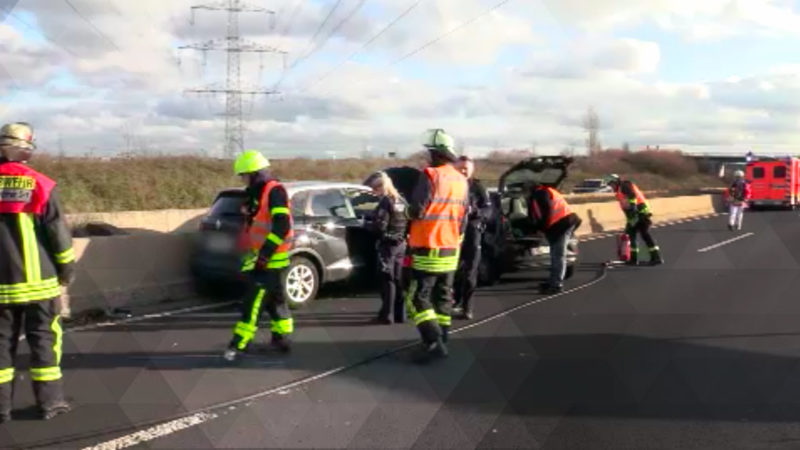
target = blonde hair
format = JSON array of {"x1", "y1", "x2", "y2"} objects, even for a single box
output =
[{"x1": 368, "y1": 171, "x2": 401, "y2": 201}]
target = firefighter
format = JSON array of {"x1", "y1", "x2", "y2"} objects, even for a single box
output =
[
  {"x1": 0, "y1": 122, "x2": 74, "y2": 422},
  {"x1": 727, "y1": 170, "x2": 751, "y2": 231},
  {"x1": 453, "y1": 155, "x2": 492, "y2": 320},
  {"x1": 406, "y1": 129, "x2": 468, "y2": 361},
  {"x1": 224, "y1": 150, "x2": 294, "y2": 361},
  {"x1": 604, "y1": 174, "x2": 663, "y2": 266},
  {"x1": 528, "y1": 181, "x2": 582, "y2": 294},
  {"x1": 364, "y1": 171, "x2": 408, "y2": 324}
]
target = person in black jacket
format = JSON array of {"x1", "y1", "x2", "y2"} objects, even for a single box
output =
[
  {"x1": 364, "y1": 171, "x2": 409, "y2": 324},
  {"x1": 527, "y1": 182, "x2": 582, "y2": 295},
  {"x1": 0, "y1": 122, "x2": 74, "y2": 422},
  {"x1": 453, "y1": 156, "x2": 492, "y2": 320}
]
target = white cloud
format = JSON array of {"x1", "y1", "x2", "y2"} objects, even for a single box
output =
[
  {"x1": 540, "y1": 0, "x2": 800, "y2": 40},
  {"x1": 4, "y1": 0, "x2": 800, "y2": 158}
]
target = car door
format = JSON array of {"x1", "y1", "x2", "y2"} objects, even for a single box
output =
[
  {"x1": 343, "y1": 187, "x2": 381, "y2": 278},
  {"x1": 303, "y1": 188, "x2": 359, "y2": 282}
]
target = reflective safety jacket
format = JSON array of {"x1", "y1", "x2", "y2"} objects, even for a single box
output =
[
  {"x1": 615, "y1": 180, "x2": 651, "y2": 216},
  {"x1": 408, "y1": 164, "x2": 469, "y2": 272},
  {"x1": 0, "y1": 161, "x2": 75, "y2": 304},
  {"x1": 239, "y1": 178, "x2": 294, "y2": 271},
  {"x1": 530, "y1": 186, "x2": 572, "y2": 229}
]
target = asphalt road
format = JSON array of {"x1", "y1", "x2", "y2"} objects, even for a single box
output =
[{"x1": 4, "y1": 210, "x2": 800, "y2": 449}]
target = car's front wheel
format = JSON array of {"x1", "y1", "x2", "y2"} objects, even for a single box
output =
[{"x1": 283, "y1": 256, "x2": 320, "y2": 309}]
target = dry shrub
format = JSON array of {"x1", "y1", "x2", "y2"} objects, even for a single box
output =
[
  {"x1": 24, "y1": 150, "x2": 721, "y2": 213},
  {"x1": 622, "y1": 150, "x2": 699, "y2": 179}
]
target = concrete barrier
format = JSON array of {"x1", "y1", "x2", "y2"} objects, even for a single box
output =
[
  {"x1": 63, "y1": 233, "x2": 200, "y2": 318},
  {"x1": 66, "y1": 209, "x2": 208, "y2": 234},
  {"x1": 573, "y1": 194, "x2": 720, "y2": 236},
  {"x1": 61, "y1": 194, "x2": 722, "y2": 318}
]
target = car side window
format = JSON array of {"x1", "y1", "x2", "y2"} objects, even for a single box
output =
[
  {"x1": 308, "y1": 189, "x2": 355, "y2": 219},
  {"x1": 344, "y1": 188, "x2": 380, "y2": 219},
  {"x1": 290, "y1": 191, "x2": 309, "y2": 217},
  {"x1": 752, "y1": 167, "x2": 765, "y2": 179}
]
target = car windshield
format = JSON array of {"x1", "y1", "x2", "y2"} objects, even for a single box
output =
[{"x1": 209, "y1": 193, "x2": 246, "y2": 216}]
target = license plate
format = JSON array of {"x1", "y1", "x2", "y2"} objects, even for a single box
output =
[{"x1": 206, "y1": 234, "x2": 234, "y2": 252}]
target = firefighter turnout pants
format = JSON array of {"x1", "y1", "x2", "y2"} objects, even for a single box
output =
[
  {"x1": 407, "y1": 269, "x2": 455, "y2": 344},
  {"x1": 455, "y1": 224, "x2": 482, "y2": 314},
  {"x1": 230, "y1": 269, "x2": 293, "y2": 351},
  {"x1": 0, "y1": 299, "x2": 65, "y2": 414},
  {"x1": 377, "y1": 239, "x2": 406, "y2": 323},
  {"x1": 625, "y1": 215, "x2": 661, "y2": 263}
]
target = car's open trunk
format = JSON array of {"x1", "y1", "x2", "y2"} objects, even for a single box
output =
[{"x1": 497, "y1": 156, "x2": 572, "y2": 239}]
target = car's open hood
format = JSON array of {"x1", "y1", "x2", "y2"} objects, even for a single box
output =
[
  {"x1": 498, "y1": 156, "x2": 573, "y2": 193},
  {"x1": 364, "y1": 166, "x2": 422, "y2": 202}
]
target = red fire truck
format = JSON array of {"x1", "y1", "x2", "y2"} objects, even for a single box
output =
[{"x1": 746, "y1": 156, "x2": 800, "y2": 209}]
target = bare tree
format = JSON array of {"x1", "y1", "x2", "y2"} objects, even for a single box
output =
[{"x1": 583, "y1": 106, "x2": 601, "y2": 155}]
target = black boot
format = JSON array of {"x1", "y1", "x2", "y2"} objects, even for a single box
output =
[
  {"x1": 34, "y1": 381, "x2": 71, "y2": 420},
  {"x1": 270, "y1": 333, "x2": 292, "y2": 354},
  {"x1": 40, "y1": 401, "x2": 71, "y2": 420},
  {"x1": 649, "y1": 249, "x2": 664, "y2": 266},
  {"x1": 540, "y1": 283, "x2": 564, "y2": 295}
]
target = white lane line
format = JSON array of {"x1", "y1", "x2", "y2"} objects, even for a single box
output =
[
  {"x1": 81, "y1": 412, "x2": 218, "y2": 450},
  {"x1": 697, "y1": 232, "x2": 754, "y2": 253}
]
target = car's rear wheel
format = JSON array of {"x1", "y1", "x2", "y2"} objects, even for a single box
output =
[{"x1": 283, "y1": 256, "x2": 319, "y2": 309}]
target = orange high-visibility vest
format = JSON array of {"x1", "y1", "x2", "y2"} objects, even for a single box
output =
[
  {"x1": 240, "y1": 180, "x2": 294, "y2": 270},
  {"x1": 408, "y1": 164, "x2": 468, "y2": 250},
  {"x1": 615, "y1": 181, "x2": 649, "y2": 212},
  {"x1": 531, "y1": 186, "x2": 572, "y2": 229}
]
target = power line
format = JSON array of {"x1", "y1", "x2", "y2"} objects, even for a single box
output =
[
  {"x1": 276, "y1": 0, "x2": 304, "y2": 37},
  {"x1": 274, "y1": 0, "x2": 344, "y2": 88},
  {"x1": 62, "y1": 0, "x2": 121, "y2": 52},
  {"x1": 300, "y1": 0, "x2": 422, "y2": 93},
  {"x1": 310, "y1": 0, "x2": 514, "y2": 97},
  {"x1": 388, "y1": 0, "x2": 513, "y2": 67},
  {"x1": 304, "y1": 0, "x2": 367, "y2": 63},
  {"x1": 0, "y1": 6, "x2": 80, "y2": 57},
  {"x1": 299, "y1": 0, "x2": 344, "y2": 59},
  {"x1": 276, "y1": 0, "x2": 367, "y2": 88}
]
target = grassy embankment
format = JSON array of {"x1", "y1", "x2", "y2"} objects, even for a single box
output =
[{"x1": 29, "y1": 149, "x2": 723, "y2": 213}]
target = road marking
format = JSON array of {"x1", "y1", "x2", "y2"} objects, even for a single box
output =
[
  {"x1": 77, "y1": 268, "x2": 610, "y2": 450},
  {"x1": 697, "y1": 233, "x2": 754, "y2": 253},
  {"x1": 81, "y1": 412, "x2": 218, "y2": 450}
]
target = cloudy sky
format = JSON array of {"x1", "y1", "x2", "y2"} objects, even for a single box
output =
[{"x1": 2, "y1": 0, "x2": 800, "y2": 158}]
